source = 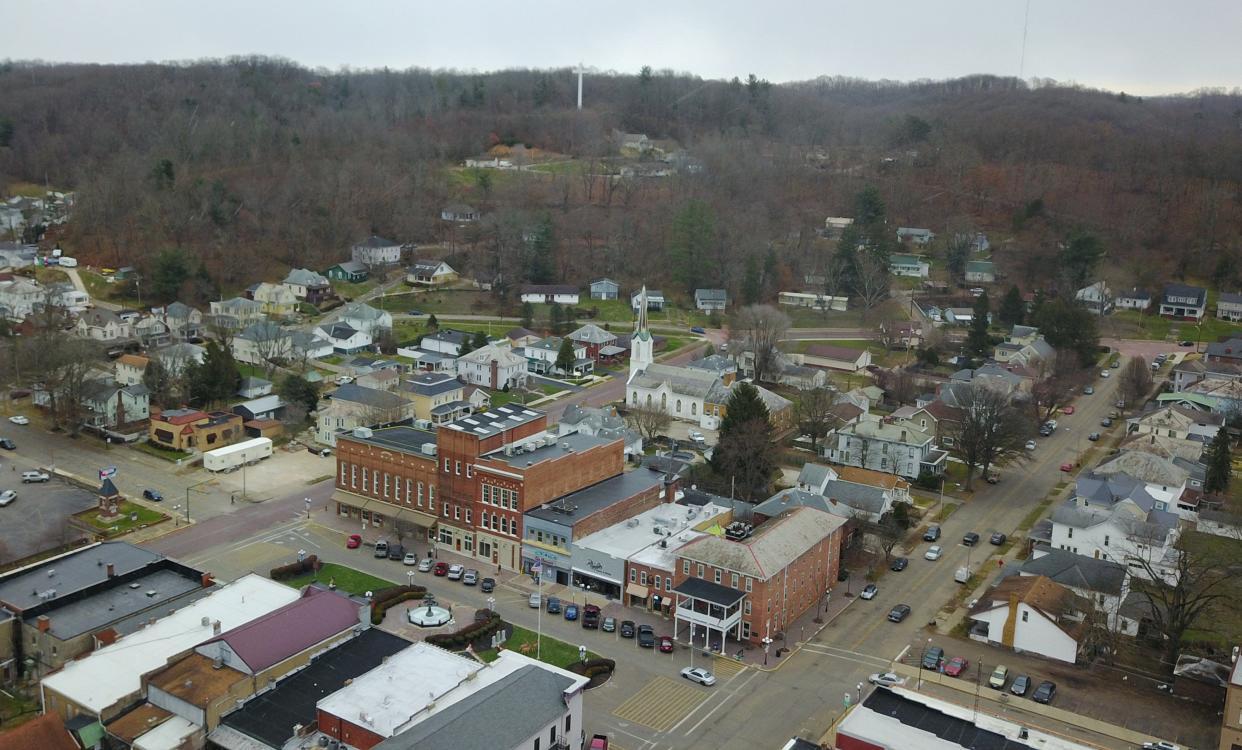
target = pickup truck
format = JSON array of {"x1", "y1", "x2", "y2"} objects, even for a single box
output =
[{"x1": 589, "y1": 735, "x2": 609, "y2": 750}]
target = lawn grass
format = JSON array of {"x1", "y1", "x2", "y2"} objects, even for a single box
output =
[
  {"x1": 934, "y1": 503, "x2": 960, "y2": 522},
  {"x1": 476, "y1": 624, "x2": 600, "y2": 669},
  {"x1": 320, "y1": 355, "x2": 343, "y2": 365},
  {"x1": 131, "y1": 441, "x2": 192, "y2": 462},
  {"x1": 334, "y1": 280, "x2": 378, "y2": 299},
  {"x1": 75, "y1": 501, "x2": 167, "y2": 535},
  {"x1": 281, "y1": 563, "x2": 398, "y2": 596},
  {"x1": 538, "y1": 384, "x2": 561, "y2": 396},
  {"x1": 78, "y1": 269, "x2": 142, "y2": 308},
  {"x1": 236, "y1": 363, "x2": 272, "y2": 380}
]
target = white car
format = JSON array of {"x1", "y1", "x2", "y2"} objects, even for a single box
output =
[
  {"x1": 867, "y1": 672, "x2": 903, "y2": 687},
  {"x1": 688, "y1": 430, "x2": 705, "y2": 443},
  {"x1": 20, "y1": 471, "x2": 49, "y2": 484},
  {"x1": 924, "y1": 545, "x2": 943, "y2": 561},
  {"x1": 528, "y1": 592, "x2": 542, "y2": 608},
  {"x1": 680, "y1": 667, "x2": 717, "y2": 686},
  {"x1": 8, "y1": 416, "x2": 28, "y2": 425},
  {"x1": 417, "y1": 558, "x2": 434, "y2": 572},
  {"x1": 0, "y1": 490, "x2": 15, "y2": 507},
  {"x1": 860, "y1": 584, "x2": 878, "y2": 600},
  {"x1": 446, "y1": 564, "x2": 465, "y2": 580},
  {"x1": 335, "y1": 375, "x2": 354, "y2": 386},
  {"x1": 402, "y1": 552, "x2": 419, "y2": 566},
  {"x1": 1100, "y1": 370, "x2": 1110, "y2": 378},
  {"x1": 1024, "y1": 440, "x2": 1037, "y2": 451},
  {"x1": 1141, "y1": 743, "x2": 1180, "y2": 750}
]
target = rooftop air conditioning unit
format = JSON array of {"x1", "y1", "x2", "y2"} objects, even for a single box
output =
[
  {"x1": 422, "y1": 443, "x2": 437, "y2": 456},
  {"x1": 353, "y1": 427, "x2": 373, "y2": 438},
  {"x1": 504, "y1": 444, "x2": 514, "y2": 456}
]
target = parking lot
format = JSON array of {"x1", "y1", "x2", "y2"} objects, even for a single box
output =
[{"x1": 0, "y1": 475, "x2": 98, "y2": 564}]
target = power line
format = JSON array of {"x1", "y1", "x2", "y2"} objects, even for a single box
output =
[{"x1": 1019, "y1": 0, "x2": 1032, "y2": 80}]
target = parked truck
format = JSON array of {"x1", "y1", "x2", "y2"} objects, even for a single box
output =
[
  {"x1": 589, "y1": 735, "x2": 609, "y2": 750},
  {"x1": 203, "y1": 437, "x2": 273, "y2": 472}
]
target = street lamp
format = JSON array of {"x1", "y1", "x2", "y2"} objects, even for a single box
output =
[
  {"x1": 185, "y1": 478, "x2": 211, "y2": 523},
  {"x1": 856, "y1": 682, "x2": 863, "y2": 704},
  {"x1": 762, "y1": 635, "x2": 773, "y2": 666},
  {"x1": 407, "y1": 571, "x2": 415, "y2": 588}
]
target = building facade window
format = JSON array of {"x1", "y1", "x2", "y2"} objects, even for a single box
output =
[{"x1": 683, "y1": 560, "x2": 690, "y2": 575}]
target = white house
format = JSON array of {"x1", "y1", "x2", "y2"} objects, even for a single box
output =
[
  {"x1": 589, "y1": 278, "x2": 620, "y2": 300},
  {"x1": 1217, "y1": 292, "x2": 1242, "y2": 322},
  {"x1": 825, "y1": 419, "x2": 946, "y2": 479},
  {"x1": 0, "y1": 278, "x2": 45, "y2": 320},
  {"x1": 132, "y1": 315, "x2": 171, "y2": 347},
  {"x1": 801, "y1": 343, "x2": 872, "y2": 372},
  {"x1": 824, "y1": 216, "x2": 853, "y2": 237},
  {"x1": 336, "y1": 302, "x2": 392, "y2": 336},
  {"x1": 889, "y1": 254, "x2": 930, "y2": 278},
  {"x1": 151, "y1": 342, "x2": 205, "y2": 376},
  {"x1": 421, "y1": 329, "x2": 469, "y2": 356},
  {"x1": 209, "y1": 297, "x2": 264, "y2": 330},
  {"x1": 1020, "y1": 545, "x2": 1134, "y2": 635},
  {"x1": 161, "y1": 302, "x2": 203, "y2": 341},
  {"x1": 440, "y1": 204, "x2": 481, "y2": 222},
  {"x1": 406, "y1": 259, "x2": 458, "y2": 286},
  {"x1": 315, "y1": 384, "x2": 414, "y2": 446},
  {"x1": 1127, "y1": 404, "x2": 1222, "y2": 444},
  {"x1": 317, "y1": 322, "x2": 373, "y2": 354},
  {"x1": 75, "y1": 309, "x2": 132, "y2": 341},
  {"x1": 456, "y1": 343, "x2": 528, "y2": 390},
  {"x1": 558, "y1": 404, "x2": 642, "y2": 458},
  {"x1": 350, "y1": 235, "x2": 403, "y2": 267},
  {"x1": 694, "y1": 288, "x2": 727, "y2": 312},
  {"x1": 1114, "y1": 288, "x2": 1152, "y2": 311},
  {"x1": 964, "y1": 260, "x2": 995, "y2": 283},
  {"x1": 1159, "y1": 282, "x2": 1207, "y2": 320},
  {"x1": 1075, "y1": 281, "x2": 1113, "y2": 314},
  {"x1": 290, "y1": 330, "x2": 335, "y2": 361},
  {"x1": 631, "y1": 288, "x2": 665, "y2": 312},
  {"x1": 114, "y1": 355, "x2": 149, "y2": 386},
  {"x1": 80, "y1": 380, "x2": 150, "y2": 428},
  {"x1": 524, "y1": 336, "x2": 592, "y2": 376},
  {"x1": 896, "y1": 227, "x2": 934, "y2": 245},
  {"x1": 944, "y1": 308, "x2": 990, "y2": 326},
  {"x1": 968, "y1": 575, "x2": 1085, "y2": 664},
  {"x1": 520, "y1": 285, "x2": 579, "y2": 305}
]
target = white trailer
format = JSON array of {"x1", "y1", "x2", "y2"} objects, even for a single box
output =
[{"x1": 202, "y1": 437, "x2": 273, "y2": 472}]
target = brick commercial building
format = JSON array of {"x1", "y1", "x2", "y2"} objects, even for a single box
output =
[
  {"x1": 147, "y1": 408, "x2": 243, "y2": 452},
  {"x1": 332, "y1": 426, "x2": 440, "y2": 544},
  {"x1": 672, "y1": 506, "x2": 845, "y2": 649}
]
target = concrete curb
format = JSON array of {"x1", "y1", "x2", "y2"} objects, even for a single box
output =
[{"x1": 752, "y1": 595, "x2": 860, "y2": 673}]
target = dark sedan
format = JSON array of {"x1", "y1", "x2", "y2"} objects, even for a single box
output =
[
  {"x1": 890, "y1": 557, "x2": 909, "y2": 572},
  {"x1": 637, "y1": 625, "x2": 656, "y2": 648},
  {"x1": 619, "y1": 620, "x2": 636, "y2": 638},
  {"x1": 1009, "y1": 675, "x2": 1031, "y2": 696},
  {"x1": 888, "y1": 604, "x2": 911, "y2": 623},
  {"x1": 1032, "y1": 680, "x2": 1057, "y2": 704},
  {"x1": 480, "y1": 577, "x2": 495, "y2": 592}
]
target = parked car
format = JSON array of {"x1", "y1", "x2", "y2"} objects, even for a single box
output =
[
  {"x1": 1025, "y1": 440, "x2": 1037, "y2": 451},
  {"x1": 403, "y1": 552, "x2": 419, "y2": 566},
  {"x1": 0, "y1": 439, "x2": 16, "y2": 450},
  {"x1": 984, "y1": 470, "x2": 1000, "y2": 484},
  {"x1": 923, "y1": 525, "x2": 941, "y2": 542},
  {"x1": 386, "y1": 544, "x2": 405, "y2": 561},
  {"x1": 890, "y1": 557, "x2": 909, "y2": 572},
  {"x1": 446, "y1": 564, "x2": 465, "y2": 580},
  {"x1": 1061, "y1": 405, "x2": 1075, "y2": 415},
  {"x1": 307, "y1": 446, "x2": 332, "y2": 457},
  {"x1": 860, "y1": 584, "x2": 878, "y2": 600},
  {"x1": 0, "y1": 490, "x2": 15, "y2": 507},
  {"x1": 17, "y1": 471, "x2": 47, "y2": 484},
  {"x1": 1141, "y1": 742, "x2": 1181, "y2": 750},
  {"x1": 564, "y1": 604, "x2": 579, "y2": 621},
  {"x1": 962, "y1": 532, "x2": 979, "y2": 546},
  {"x1": 546, "y1": 596, "x2": 562, "y2": 614},
  {"x1": 1032, "y1": 680, "x2": 1057, "y2": 704},
  {"x1": 620, "y1": 620, "x2": 636, "y2": 638},
  {"x1": 888, "y1": 604, "x2": 911, "y2": 623},
  {"x1": 1009, "y1": 675, "x2": 1031, "y2": 696},
  {"x1": 944, "y1": 656, "x2": 969, "y2": 677},
  {"x1": 690, "y1": 326, "x2": 706, "y2": 334},
  {"x1": 921, "y1": 646, "x2": 944, "y2": 670},
  {"x1": 867, "y1": 672, "x2": 903, "y2": 687},
  {"x1": 417, "y1": 558, "x2": 434, "y2": 572},
  {"x1": 346, "y1": 534, "x2": 362, "y2": 549},
  {"x1": 582, "y1": 604, "x2": 601, "y2": 628},
  {"x1": 924, "y1": 545, "x2": 943, "y2": 561},
  {"x1": 1101, "y1": 417, "x2": 1113, "y2": 427},
  {"x1": 680, "y1": 667, "x2": 717, "y2": 686},
  {"x1": 433, "y1": 561, "x2": 449, "y2": 576},
  {"x1": 1083, "y1": 386, "x2": 1094, "y2": 395},
  {"x1": 1100, "y1": 369, "x2": 1110, "y2": 378},
  {"x1": 373, "y1": 540, "x2": 389, "y2": 558},
  {"x1": 658, "y1": 635, "x2": 674, "y2": 653},
  {"x1": 7, "y1": 416, "x2": 28, "y2": 425},
  {"x1": 637, "y1": 625, "x2": 656, "y2": 648},
  {"x1": 1060, "y1": 462, "x2": 1074, "y2": 472},
  {"x1": 602, "y1": 616, "x2": 617, "y2": 633},
  {"x1": 1179, "y1": 340, "x2": 1193, "y2": 347},
  {"x1": 988, "y1": 665, "x2": 1009, "y2": 689},
  {"x1": 1088, "y1": 432, "x2": 1101, "y2": 441},
  {"x1": 142, "y1": 488, "x2": 163, "y2": 501},
  {"x1": 462, "y1": 569, "x2": 479, "y2": 585},
  {"x1": 989, "y1": 532, "x2": 1007, "y2": 545},
  {"x1": 528, "y1": 592, "x2": 541, "y2": 608}
]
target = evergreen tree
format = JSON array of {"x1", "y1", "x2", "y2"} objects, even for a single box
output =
[
  {"x1": 998, "y1": 285, "x2": 1026, "y2": 327},
  {"x1": 471, "y1": 330, "x2": 489, "y2": 350},
  {"x1": 1032, "y1": 297, "x2": 1100, "y2": 367},
  {"x1": 142, "y1": 357, "x2": 173, "y2": 408},
  {"x1": 1204, "y1": 429, "x2": 1232, "y2": 495},
  {"x1": 717, "y1": 382, "x2": 771, "y2": 437},
  {"x1": 458, "y1": 332, "x2": 476, "y2": 357},
  {"x1": 549, "y1": 303, "x2": 564, "y2": 334},
  {"x1": 710, "y1": 382, "x2": 777, "y2": 501},
  {"x1": 669, "y1": 200, "x2": 716, "y2": 294},
  {"x1": 427, "y1": 314, "x2": 439, "y2": 330},
  {"x1": 945, "y1": 235, "x2": 970, "y2": 281},
  {"x1": 150, "y1": 249, "x2": 190, "y2": 302},
  {"x1": 520, "y1": 302, "x2": 534, "y2": 329},
  {"x1": 1059, "y1": 232, "x2": 1104, "y2": 291},
  {"x1": 526, "y1": 214, "x2": 556, "y2": 283},
  {"x1": 280, "y1": 372, "x2": 320, "y2": 413},
  {"x1": 966, "y1": 290, "x2": 992, "y2": 359},
  {"x1": 187, "y1": 339, "x2": 240, "y2": 406},
  {"x1": 854, "y1": 186, "x2": 886, "y2": 228},
  {"x1": 742, "y1": 254, "x2": 761, "y2": 305},
  {"x1": 555, "y1": 337, "x2": 576, "y2": 374}
]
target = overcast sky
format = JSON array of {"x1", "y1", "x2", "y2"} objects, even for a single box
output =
[{"x1": 6, "y1": 1, "x2": 1239, "y2": 96}]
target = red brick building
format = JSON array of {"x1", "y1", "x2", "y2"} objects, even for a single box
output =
[
  {"x1": 331, "y1": 426, "x2": 440, "y2": 543},
  {"x1": 672, "y1": 506, "x2": 845, "y2": 648}
]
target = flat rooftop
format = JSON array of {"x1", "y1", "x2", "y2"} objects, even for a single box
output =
[
  {"x1": 147, "y1": 653, "x2": 245, "y2": 708},
  {"x1": 525, "y1": 470, "x2": 663, "y2": 526},
  {"x1": 444, "y1": 404, "x2": 543, "y2": 438},
  {"x1": 40, "y1": 574, "x2": 298, "y2": 714},
  {"x1": 488, "y1": 431, "x2": 614, "y2": 470},
  {"x1": 40, "y1": 568, "x2": 204, "y2": 640},
  {"x1": 347, "y1": 426, "x2": 438, "y2": 454},
  {"x1": 576, "y1": 501, "x2": 730, "y2": 566},
  {"x1": 0, "y1": 542, "x2": 164, "y2": 613}
]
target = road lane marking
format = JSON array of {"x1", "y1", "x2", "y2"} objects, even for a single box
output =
[
  {"x1": 799, "y1": 643, "x2": 890, "y2": 668},
  {"x1": 679, "y1": 669, "x2": 761, "y2": 736},
  {"x1": 612, "y1": 677, "x2": 709, "y2": 733}
]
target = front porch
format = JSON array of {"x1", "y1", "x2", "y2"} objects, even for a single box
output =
[{"x1": 673, "y1": 577, "x2": 746, "y2": 650}]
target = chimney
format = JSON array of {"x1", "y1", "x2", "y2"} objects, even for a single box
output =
[
  {"x1": 201, "y1": 572, "x2": 214, "y2": 588},
  {"x1": 212, "y1": 620, "x2": 222, "y2": 635},
  {"x1": 900, "y1": 430, "x2": 907, "y2": 442},
  {"x1": 36, "y1": 615, "x2": 50, "y2": 633},
  {"x1": 106, "y1": 563, "x2": 115, "y2": 578}
]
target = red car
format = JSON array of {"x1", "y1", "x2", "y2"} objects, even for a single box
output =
[
  {"x1": 1060, "y1": 463, "x2": 1074, "y2": 472},
  {"x1": 658, "y1": 636, "x2": 674, "y2": 653},
  {"x1": 944, "y1": 656, "x2": 969, "y2": 677},
  {"x1": 346, "y1": 534, "x2": 362, "y2": 549},
  {"x1": 433, "y1": 562, "x2": 450, "y2": 576},
  {"x1": 1061, "y1": 405, "x2": 1075, "y2": 415}
]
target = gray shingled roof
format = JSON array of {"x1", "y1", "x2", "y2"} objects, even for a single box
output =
[
  {"x1": 328, "y1": 383, "x2": 408, "y2": 409},
  {"x1": 630, "y1": 363, "x2": 718, "y2": 398},
  {"x1": 1019, "y1": 546, "x2": 1126, "y2": 595},
  {"x1": 679, "y1": 506, "x2": 846, "y2": 580},
  {"x1": 568, "y1": 323, "x2": 616, "y2": 345},
  {"x1": 796, "y1": 463, "x2": 835, "y2": 490}
]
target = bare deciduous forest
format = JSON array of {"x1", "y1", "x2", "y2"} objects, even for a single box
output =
[{"x1": 1, "y1": 58, "x2": 1240, "y2": 299}]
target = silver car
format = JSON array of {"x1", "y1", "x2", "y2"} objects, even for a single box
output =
[
  {"x1": 924, "y1": 545, "x2": 943, "y2": 561},
  {"x1": 447, "y1": 564, "x2": 464, "y2": 580},
  {"x1": 680, "y1": 667, "x2": 717, "y2": 686},
  {"x1": 0, "y1": 490, "x2": 15, "y2": 507},
  {"x1": 867, "y1": 672, "x2": 903, "y2": 687},
  {"x1": 528, "y1": 592, "x2": 541, "y2": 608},
  {"x1": 462, "y1": 569, "x2": 479, "y2": 585},
  {"x1": 417, "y1": 558, "x2": 433, "y2": 572}
]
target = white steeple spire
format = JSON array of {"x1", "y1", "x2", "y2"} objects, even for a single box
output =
[{"x1": 629, "y1": 285, "x2": 654, "y2": 380}]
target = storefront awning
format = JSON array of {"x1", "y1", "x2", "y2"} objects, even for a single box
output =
[
  {"x1": 572, "y1": 567, "x2": 621, "y2": 586},
  {"x1": 626, "y1": 582, "x2": 650, "y2": 599}
]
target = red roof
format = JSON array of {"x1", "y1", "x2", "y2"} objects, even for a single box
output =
[
  {"x1": 0, "y1": 713, "x2": 78, "y2": 750},
  {"x1": 198, "y1": 588, "x2": 360, "y2": 673},
  {"x1": 156, "y1": 409, "x2": 209, "y2": 426}
]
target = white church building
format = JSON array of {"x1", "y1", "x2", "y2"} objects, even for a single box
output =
[{"x1": 626, "y1": 287, "x2": 723, "y2": 429}]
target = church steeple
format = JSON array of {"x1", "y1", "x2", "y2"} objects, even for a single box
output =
[
  {"x1": 635, "y1": 286, "x2": 650, "y2": 341},
  {"x1": 629, "y1": 285, "x2": 654, "y2": 380}
]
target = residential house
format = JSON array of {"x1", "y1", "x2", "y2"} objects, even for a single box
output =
[
  {"x1": 282, "y1": 268, "x2": 333, "y2": 304},
  {"x1": 317, "y1": 322, "x2": 373, "y2": 354},
  {"x1": 895, "y1": 400, "x2": 962, "y2": 448},
  {"x1": 964, "y1": 260, "x2": 995, "y2": 283},
  {"x1": 835, "y1": 466, "x2": 913, "y2": 504},
  {"x1": 950, "y1": 363, "x2": 1034, "y2": 397},
  {"x1": 777, "y1": 291, "x2": 849, "y2": 312},
  {"x1": 1019, "y1": 544, "x2": 1132, "y2": 634},
  {"x1": 0, "y1": 278, "x2": 42, "y2": 321},
  {"x1": 440, "y1": 204, "x2": 480, "y2": 222},
  {"x1": 335, "y1": 302, "x2": 392, "y2": 336},
  {"x1": 524, "y1": 337, "x2": 594, "y2": 377},
  {"x1": 567, "y1": 323, "x2": 619, "y2": 362},
  {"x1": 1160, "y1": 282, "x2": 1207, "y2": 320},
  {"x1": 1114, "y1": 287, "x2": 1153, "y2": 311},
  {"x1": 464, "y1": 385, "x2": 491, "y2": 412},
  {"x1": 944, "y1": 307, "x2": 990, "y2": 326},
  {"x1": 589, "y1": 278, "x2": 620, "y2": 300},
  {"x1": 323, "y1": 260, "x2": 368, "y2": 283},
  {"x1": 889, "y1": 254, "x2": 930, "y2": 278},
  {"x1": 151, "y1": 342, "x2": 205, "y2": 376},
  {"x1": 290, "y1": 330, "x2": 335, "y2": 361},
  {"x1": 631, "y1": 288, "x2": 665, "y2": 312},
  {"x1": 1128, "y1": 404, "x2": 1221, "y2": 444},
  {"x1": 505, "y1": 327, "x2": 540, "y2": 348},
  {"x1": 1217, "y1": 292, "x2": 1242, "y2": 322},
  {"x1": 350, "y1": 235, "x2": 403, "y2": 267},
  {"x1": 704, "y1": 380, "x2": 794, "y2": 431},
  {"x1": 399, "y1": 371, "x2": 470, "y2": 424},
  {"x1": 251, "y1": 282, "x2": 298, "y2": 316},
  {"x1": 1205, "y1": 339, "x2": 1242, "y2": 367},
  {"x1": 519, "y1": 284, "x2": 580, "y2": 305},
  {"x1": 315, "y1": 384, "x2": 414, "y2": 446},
  {"x1": 615, "y1": 131, "x2": 651, "y2": 155},
  {"x1": 405, "y1": 259, "x2": 458, "y2": 286},
  {"x1": 49, "y1": 284, "x2": 89, "y2": 313},
  {"x1": 823, "y1": 216, "x2": 853, "y2": 238},
  {"x1": 896, "y1": 227, "x2": 934, "y2": 245},
  {"x1": 825, "y1": 420, "x2": 946, "y2": 479},
  {"x1": 755, "y1": 478, "x2": 894, "y2": 525},
  {"x1": 233, "y1": 321, "x2": 293, "y2": 366},
  {"x1": 115, "y1": 354, "x2": 149, "y2": 386},
  {"x1": 557, "y1": 404, "x2": 643, "y2": 458},
  {"x1": 1076, "y1": 281, "x2": 1113, "y2": 314},
  {"x1": 75, "y1": 309, "x2": 132, "y2": 342},
  {"x1": 132, "y1": 315, "x2": 170, "y2": 347},
  {"x1": 234, "y1": 395, "x2": 285, "y2": 422},
  {"x1": 968, "y1": 575, "x2": 1086, "y2": 663},
  {"x1": 421, "y1": 329, "x2": 469, "y2": 356},
  {"x1": 148, "y1": 408, "x2": 244, "y2": 452},
  {"x1": 1094, "y1": 449, "x2": 1204, "y2": 494},
  {"x1": 456, "y1": 343, "x2": 529, "y2": 390},
  {"x1": 209, "y1": 297, "x2": 264, "y2": 330},
  {"x1": 801, "y1": 343, "x2": 872, "y2": 372},
  {"x1": 355, "y1": 368, "x2": 400, "y2": 392},
  {"x1": 694, "y1": 288, "x2": 727, "y2": 312},
  {"x1": 161, "y1": 302, "x2": 203, "y2": 341},
  {"x1": 80, "y1": 381, "x2": 150, "y2": 428},
  {"x1": 238, "y1": 376, "x2": 272, "y2": 399}
]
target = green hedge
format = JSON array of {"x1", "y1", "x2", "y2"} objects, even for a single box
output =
[
  {"x1": 370, "y1": 586, "x2": 427, "y2": 625},
  {"x1": 426, "y1": 611, "x2": 504, "y2": 650},
  {"x1": 270, "y1": 555, "x2": 319, "y2": 581}
]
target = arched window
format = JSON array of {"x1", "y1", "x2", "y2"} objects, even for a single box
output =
[
  {"x1": 632, "y1": 391, "x2": 638, "y2": 404},
  {"x1": 691, "y1": 402, "x2": 697, "y2": 415},
  {"x1": 646, "y1": 394, "x2": 652, "y2": 407},
  {"x1": 661, "y1": 393, "x2": 667, "y2": 410},
  {"x1": 676, "y1": 399, "x2": 682, "y2": 413}
]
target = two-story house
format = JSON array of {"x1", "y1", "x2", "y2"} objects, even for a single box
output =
[
  {"x1": 75, "y1": 309, "x2": 132, "y2": 342},
  {"x1": 317, "y1": 322, "x2": 373, "y2": 354},
  {"x1": 161, "y1": 301, "x2": 203, "y2": 341},
  {"x1": 232, "y1": 321, "x2": 294, "y2": 366},
  {"x1": 115, "y1": 354, "x2": 149, "y2": 386},
  {"x1": 1159, "y1": 282, "x2": 1207, "y2": 320},
  {"x1": 456, "y1": 344, "x2": 528, "y2": 390},
  {"x1": 209, "y1": 297, "x2": 264, "y2": 331},
  {"x1": 350, "y1": 235, "x2": 403, "y2": 267},
  {"x1": 398, "y1": 371, "x2": 470, "y2": 424},
  {"x1": 631, "y1": 288, "x2": 665, "y2": 312},
  {"x1": 524, "y1": 336, "x2": 593, "y2": 377},
  {"x1": 567, "y1": 323, "x2": 620, "y2": 362},
  {"x1": 964, "y1": 260, "x2": 995, "y2": 283},
  {"x1": 1114, "y1": 287, "x2": 1152, "y2": 311},
  {"x1": 316, "y1": 384, "x2": 415, "y2": 446},
  {"x1": 336, "y1": 302, "x2": 392, "y2": 336},
  {"x1": 1075, "y1": 281, "x2": 1113, "y2": 314},
  {"x1": 250, "y1": 282, "x2": 299, "y2": 316},
  {"x1": 1217, "y1": 292, "x2": 1242, "y2": 322},
  {"x1": 694, "y1": 288, "x2": 728, "y2": 312},
  {"x1": 80, "y1": 380, "x2": 150, "y2": 428},
  {"x1": 825, "y1": 419, "x2": 946, "y2": 479},
  {"x1": 282, "y1": 268, "x2": 332, "y2": 304},
  {"x1": 1127, "y1": 404, "x2": 1222, "y2": 444}
]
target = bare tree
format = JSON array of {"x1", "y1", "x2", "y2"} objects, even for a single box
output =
[
  {"x1": 853, "y1": 253, "x2": 890, "y2": 321},
  {"x1": 625, "y1": 403, "x2": 671, "y2": 443},
  {"x1": 730, "y1": 304, "x2": 790, "y2": 384},
  {"x1": 821, "y1": 255, "x2": 850, "y2": 317},
  {"x1": 1030, "y1": 349, "x2": 1089, "y2": 423},
  {"x1": 874, "y1": 368, "x2": 918, "y2": 406},
  {"x1": 947, "y1": 383, "x2": 1035, "y2": 490},
  {"x1": 246, "y1": 323, "x2": 292, "y2": 377},
  {"x1": 794, "y1": 387, "x2": 835, "y2": 453},
  {"x1": 863, "y1": 513, "x2": 906, "y2": 561},
  {"x1": 1118, "y1": 355, "x2": 1153, "y2": 409}
]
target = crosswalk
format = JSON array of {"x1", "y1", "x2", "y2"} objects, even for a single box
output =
[
  {"x1": 799, "y1": 643, "x2": 892, "y2": 670},
  {"x1": 612, "y1": 676, "x2": 710, "y2": 732},
  {"x1": 712, "y1": 656, "x2": 747, "y2": 677}
]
